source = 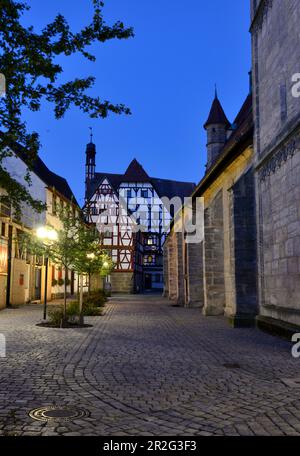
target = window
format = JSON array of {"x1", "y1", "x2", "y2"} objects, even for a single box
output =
[
  {"x1": 146, "y1": 236, "x2": 156, "y2": 246},
  {"x1": 144, "y1": 255, "x2": 155, "y2": 265},
  {"x1": 141, "y1": 189, "x2": 148, "y2": 199},
  {"x1": 1, "y1": 223, "x2": 5, "y2": 237},
  {"x1": 155, "y1": 274, "x2": 161, "y2": 283},
  {"x1": 127, "y1": 189, "x2": 132, "y2": 198},
  {"x1": 0, "y1": 238, "x2": 8, "y2": 274},
  {"x1": 91, "y1": 205, "x2": 98, "y2": 216}
]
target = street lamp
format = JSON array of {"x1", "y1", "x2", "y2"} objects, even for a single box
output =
[{"x1": 36, "y1": 226, "x2": 58, "y2": 320}]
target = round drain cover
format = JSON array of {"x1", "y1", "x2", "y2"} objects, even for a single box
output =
[
  {"x1": 223, "y1": 363, "x2": 241, "y2": 369},
  {"x1": 29, "y1": 406, "x2": 89, "y2": 422}
]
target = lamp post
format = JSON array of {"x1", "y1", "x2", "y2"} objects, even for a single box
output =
[{"x1": 36, "y1": 226, "x2": 58, "y2": 320}]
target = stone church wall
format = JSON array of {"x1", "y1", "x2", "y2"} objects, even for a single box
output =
[
  {"x1": 185, "y1": 241, "x2": 204, "y2": 308},
  {"x1": 251, "y1": 0, "x2": 300, "y2": 331},
  {"x1": 228, "y1": 168, "x2": 258, "y2": 326},
  {"x1": 203, "y1": 191, "x2": 225, "y2": 316},
  {"x1": 163, "y1": 147, "x2": 258, "y2": 326},
  {"x1": 257, "y1": 142, "x2": 300, "y2": 327}
]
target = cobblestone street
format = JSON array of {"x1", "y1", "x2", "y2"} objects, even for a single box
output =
[{"x1": 0, "y1": 295, "x2": 300, "y2": 436}]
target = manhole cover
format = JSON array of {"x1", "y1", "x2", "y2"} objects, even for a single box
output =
[
  {"x1": 29, "y1": 406, "x2": 89, "y2": 422},
  {"x1": 223, "y1": 363, "x2": 241, "y2": 369}
]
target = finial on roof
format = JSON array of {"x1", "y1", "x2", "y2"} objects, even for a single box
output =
[
  {"x1": 215, "y1": 83, "x2": 218, "y2": 99},
  {"x1": 203, "y1": 92, "x2": 230, "y2": 129},
  {"x1": 89, "y1": 126, "x2": 93, "y2": 143}
]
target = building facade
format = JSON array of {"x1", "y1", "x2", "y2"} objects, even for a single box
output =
[
  {"x1": 0, "y1": 139, "x2": 80, "y2": 309},
  {"x1": 164, "y1": 0, "x2": 300, "y2": 335},
  {"x1": 251, "y1": 0, "x2": 300, "y2": 333},
  {"x1": 164, "y1": 92, "x2": 258, "y2": 327},
  {"x1": 84, "y1": 141, "x2": 195, "y2": 293}
]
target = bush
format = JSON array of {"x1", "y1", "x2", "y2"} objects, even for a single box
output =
[
  {"x1": 84, "y1": 295, "x2": 106, "y2": 307},
  {"x1": 67, "y1": 300, "x2": 103, "y2": 317},
  {"x1": 66, "y1": 301, "x2": 81, "y2": 323},
  {"x1": 84, "y1": 289, "x2": 107, "y2": 307},
  {"x1": 57, "y1": 278, "x2": 64, "y2": 286},
  {"x1": 83, "y1": 304, "x2": 103, "y2": 316},
  {"x1": 51, "y1": 278, "x2": 58, "y2": 287}
]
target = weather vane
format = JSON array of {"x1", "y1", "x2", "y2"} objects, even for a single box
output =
[{"x1": 89, "y1": 126, "x2": 93, "y2": 143}]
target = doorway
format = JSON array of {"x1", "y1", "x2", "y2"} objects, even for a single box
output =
[
  {"x1": 34, "y1": 268, "x2": 42, "y2": 300},
  {"x1": 144, "y1": 274, "x2": 152, "y2": 291}
]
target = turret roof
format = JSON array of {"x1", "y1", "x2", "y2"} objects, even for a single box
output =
[{"x1": 204, "y1": 95, "x2": 230, "y2": 129}]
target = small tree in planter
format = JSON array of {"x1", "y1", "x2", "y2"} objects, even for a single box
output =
[
  {"x1": 23, "y1": 210, "x2": 112, "y2": 326},
  {"x1": 23, "y1": 209, "x2": 83, "y2": 323},
  {"x1": 72, "y1": 225, "x2": 113, "y2": 323}
]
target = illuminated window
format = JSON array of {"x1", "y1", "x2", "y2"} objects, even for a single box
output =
[{"x1": 144, "y1": 255, "x2": 155, "y2": 265}]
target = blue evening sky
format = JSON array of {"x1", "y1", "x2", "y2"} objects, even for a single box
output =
[{"x1": 22, "y1": 1, "x2": 251, "y2": 206}]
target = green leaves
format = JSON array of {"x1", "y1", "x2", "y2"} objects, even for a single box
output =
[
  {"x1": 25, "y1": 208, "x2": 113, "y2": 278},
  {"x1": 0, "y1": 0, "x2": 134, "y2": 214}
]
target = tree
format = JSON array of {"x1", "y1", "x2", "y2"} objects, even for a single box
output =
[
  {"x1": 71, "y1": 223, "x2": 113, "y2": 322},
  {"x1": 0, "y1": 0, "x2": 133, "y2": 217},
  {"x1": 24, "y1": 208, "x2": 112, "y2": 323}
]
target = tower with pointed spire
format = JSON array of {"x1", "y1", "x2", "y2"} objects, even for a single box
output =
[
  {"x1": 204, "y1": 89, "x2": 230, "y2": 170},
  {"x1": 85, "y1": 128, "x2": 96, "y2": 197}
]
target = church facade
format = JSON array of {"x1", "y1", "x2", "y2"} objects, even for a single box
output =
[
  {"x1": 164, "y1": 91, "x2": 257, "y2": 327},
  {"x1": 84, "y1": 142, "x2": 195, "y2": 294},
  {"x1": 251, "y1": 0, "x2": 300, "y2": 334}
]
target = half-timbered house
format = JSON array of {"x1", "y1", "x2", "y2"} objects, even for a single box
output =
[{"x1": 84, "y1": 141, "x2": 195, "y2": 293}]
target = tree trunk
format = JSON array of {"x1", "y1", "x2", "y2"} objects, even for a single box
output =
[
  {"x1": 79, "y1": 273, "x2": 84, "y2": 325},
  {"x1": 63, "y1": 266, "x2": 67, "y2": 323}
]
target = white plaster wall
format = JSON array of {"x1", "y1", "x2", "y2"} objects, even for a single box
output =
[{"x1": 2, "y1": 151, "x2": 46, "y2": 228}]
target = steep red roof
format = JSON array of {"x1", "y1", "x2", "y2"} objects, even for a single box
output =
[{"x1": 123, "y1": 159, "x2": 151, "y2": 182}]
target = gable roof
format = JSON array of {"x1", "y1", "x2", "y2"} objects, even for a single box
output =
[
  {"x1": 204, "y1": 96, "x2": 231, "y2": 129},
  {"x1": 86, "y1": 163, "x2": 196, "y2": 202},
  {"x1": 124, "y1": 159, "x2": 151, "y2": 182},
  {"x1": 31, "y1": 156, "x2": 79, "y2": 206},
  {"x1": 0, "y1": 132, "x2": 79, "y2": 207}
]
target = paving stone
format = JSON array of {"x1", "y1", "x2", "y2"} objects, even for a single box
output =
[{"x1": 0, "y1": 295, "x2": 299, "y2": 435}]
